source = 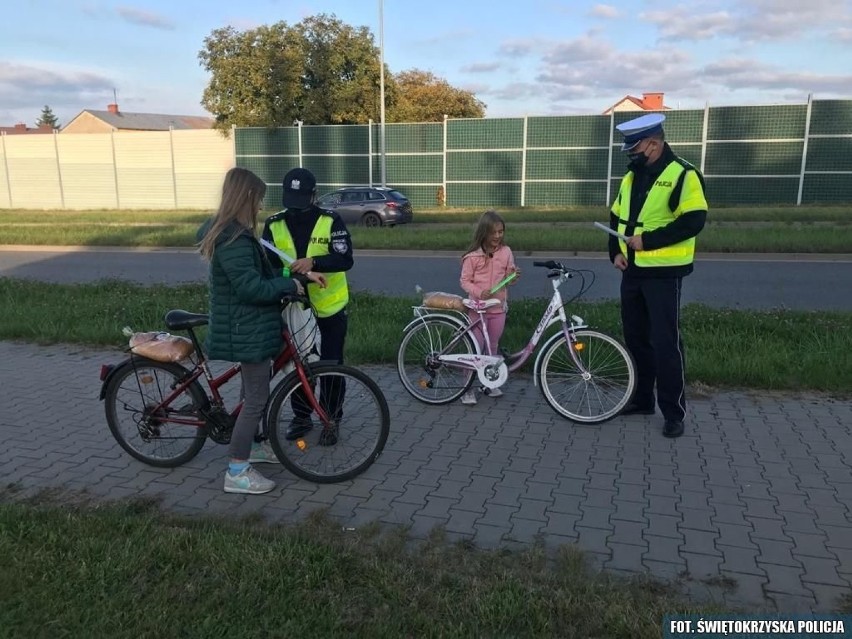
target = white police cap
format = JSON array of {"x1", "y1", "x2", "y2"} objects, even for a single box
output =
[{"x1": 615, "y1": 113, "x2": 666, "y2": 151}]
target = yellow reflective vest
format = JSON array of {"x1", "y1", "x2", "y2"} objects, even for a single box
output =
[
  {"x1": 267, "y1": 216, "x2": 349, "y2": 318},
  {"x1": 613, "y1": 160, "x2": 707, "y2": 268}
]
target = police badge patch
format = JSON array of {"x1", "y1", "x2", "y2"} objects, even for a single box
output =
[{"x1": 332, "y1": 239, "x2": 348, "y2": 253}]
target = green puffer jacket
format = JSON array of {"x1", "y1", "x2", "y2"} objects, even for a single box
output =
[{"x1": 197, "y1": 219, "x2": 297, "y2": 363}]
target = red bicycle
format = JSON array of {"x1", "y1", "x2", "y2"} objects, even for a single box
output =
[{"x1": 98, "y1": 298, "x2": 389, "y2": 483}]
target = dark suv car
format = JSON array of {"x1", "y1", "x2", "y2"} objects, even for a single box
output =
[{"x1": 316, "y1": 187, "x2": 413, "y2": 227}]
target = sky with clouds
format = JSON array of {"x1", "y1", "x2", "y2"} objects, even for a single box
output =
[{"x1": 2, "y1": 0, "x2": 851, "y2": 127}]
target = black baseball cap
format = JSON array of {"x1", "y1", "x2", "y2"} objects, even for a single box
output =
[{"x1": 282, "y1": 167, "x2": 316, "y2": 209}]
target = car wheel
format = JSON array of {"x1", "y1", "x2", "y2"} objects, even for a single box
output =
[{"x1": 362, "y1": 212, "x2": 382, "y2": 228}]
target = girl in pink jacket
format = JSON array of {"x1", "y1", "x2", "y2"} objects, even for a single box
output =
[{"x1": 459, "y1": 210, "x2": 520, "y2": 405}]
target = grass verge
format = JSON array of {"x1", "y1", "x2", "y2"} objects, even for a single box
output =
[
  {"x1": 1, "y1": 207, "x2": 850, "y2": 253},
  {"x1": 0, "y1": 490, "x2": 722, "y2": 638},
  {"x1": 1, "y1": 278, "x2": 850, "y2": 393}
]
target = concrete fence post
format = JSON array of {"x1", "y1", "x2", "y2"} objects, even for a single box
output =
[
  {"x1": 797, "y1": 93, "x2": 814, "y2": 206},
  {"x1": 1, "y1": 133, "x2": 12, "y2": 208}
]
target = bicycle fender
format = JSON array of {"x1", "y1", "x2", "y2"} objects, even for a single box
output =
[
  {"x1": 98, "y1": 357, "x2": 138, "y2": 400},
  {"x1": 98, "y1": 356, "x2": 193, "y2": 400},
  {"x1": 401, "y1": 312, "x2": 467, "y2": 335}
]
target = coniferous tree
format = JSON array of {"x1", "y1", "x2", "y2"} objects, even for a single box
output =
[{"x1": 36, "y1": 105, "x2": 60, "y2": 129}]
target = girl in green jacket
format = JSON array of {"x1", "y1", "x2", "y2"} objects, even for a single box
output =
[{"x1": 198, "y1": 167, "x2": 325, "y2": 495}]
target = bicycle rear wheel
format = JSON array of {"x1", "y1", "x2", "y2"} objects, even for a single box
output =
[
  {"x1": 267, "y1": 363, "x2": 389, "y2": 483},
  {"x1": 537, "y1": 330, "x2": 635, "y2": 424},
  {"x1": 104, "y1": 358, "x2": 209, "y2": 467},
  {"x1": 397, "y1": 317, "x2": 477, "y2": 404}
]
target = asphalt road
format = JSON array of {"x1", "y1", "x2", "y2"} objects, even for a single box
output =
[{"x1": 1, "y1": 247, "x2": 851, "y2": 311}]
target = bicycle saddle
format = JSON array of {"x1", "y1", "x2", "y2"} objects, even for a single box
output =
[
  {"x1": 164, "y1": 309, "x2": 209, "y2": 330},
  {"x1": 462, "y1": 298, "x2": 502, "y2": 311}
]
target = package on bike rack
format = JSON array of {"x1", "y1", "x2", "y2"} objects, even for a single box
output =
[
  {"x1": 122, "y1": 327, "x2": 194, "y2": 363},
  {"x1": 421, "y1": 291, "x2": 465, "y2": 311}
]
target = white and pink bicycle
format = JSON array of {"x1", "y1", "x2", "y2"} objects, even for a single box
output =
[{"x1": 397, "y1": 260, "x2": 636, "y2": 423}]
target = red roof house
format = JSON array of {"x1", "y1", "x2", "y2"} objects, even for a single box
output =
[{"x1": 603, "y1": 92, "x2": 670, "y2": 115}]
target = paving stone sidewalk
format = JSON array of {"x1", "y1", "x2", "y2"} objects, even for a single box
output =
[{"x1": 1, "y1": 341, "x2": 850, "y2": 612}]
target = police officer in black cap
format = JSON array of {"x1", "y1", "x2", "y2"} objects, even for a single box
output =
[
  {"x1": 609, "y1": 113, "x2": 708, "y2": 438},
  {"x1": 262, "y1": 168, "x2": 353, "y2": 444}
]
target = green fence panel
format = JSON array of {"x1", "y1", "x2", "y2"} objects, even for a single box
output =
[
  {"x1": 706, "y1": 177, "x2": 799, "y2": 205},
  {"x1": 236, "y1": 127, "x2": 299, "y2": 156},
  {"x1": 525, "y1": 182, "x2": 608, "y2": 207},
  {"x1": 801, "y1": 174, "x2": 852, "y2": 203},
  {"x1": 300, "y1": 155, "x2": 370, "y2": 187},
  {"x1": 704, "y1": 141, "x2": 802, "y2": 175},
  {"x1": 447, "y1": 183, "x2": 521, "y2": 208},
  {"x1": 232, "y1": 99, "x2": 851, "y2": 210},
  {"x1": 527, "y1": 148, "x2": 609, "y2": 181},
  {"x1": 612, "y1": 109, "x2": 705, "y2": 144},
  {"x1": 808, "y1": 99, "x2": 852, "y2": 135},
  {"x1": 302, "y1": 124, "x2": 368, "y2": 155},
  {"x1": 805, "y1": 137, "x2": 852, "y2": 172},
  {"x1": 707, "y1": 105, "x2": 806, "y2": 140},
  {"x1": 654, "y1": 109, "x2": 704, "y2": 143},
  {"x1": 264, "y1": 185, "x2": 283, "y2": 211},
  {"x1": 239, "y1": 156, "x2": 299, "y2": 185},
  {"x1": 397, "y1": 185, "x2": 441, "y2": 209},
  {"x1": 448, "y1": 118, "x2": 524, "y2": 149},
  {"x1": 528, "y1": 115, "x2": 610, "y2": 147},
  {"x1": 381, "y1": 122, "x2": 443, "y2": 153},
  {"x1": 385, "y1": 154, "x2": 442, "y2": 184},
  {"x1": 447, "y1": 151, "x2": 522, "y2": 181}
]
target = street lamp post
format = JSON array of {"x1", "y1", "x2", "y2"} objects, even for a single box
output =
[{"x1": 379, "y1": 0, "x2": 387, "y2": 187}]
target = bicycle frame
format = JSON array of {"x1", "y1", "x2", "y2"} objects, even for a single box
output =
[
  {"x1": 101, "y1": 320, "x2": 330, "y2": 431},
  {"x1": 404, "y1": 267, "x2": 589, "y2": 389}
]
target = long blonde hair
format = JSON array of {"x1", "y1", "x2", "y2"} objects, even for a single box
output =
[
  {"x1": 463, "y1": 209, "x2": 505, "y2": 257},
  {"x1": 199, "y1": 167, "x2": 267, "y2": 260}
]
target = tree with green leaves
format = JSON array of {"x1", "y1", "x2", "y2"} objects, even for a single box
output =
[
  {"x1": 389, "y1": 70, "x2": 485, "y2": 122},
  {"x1": 36, "y1": 105, "x2": 60, "y2": 129},
  {"x1": 198, "y1": 14, "x2": 396, "y2": 132}
]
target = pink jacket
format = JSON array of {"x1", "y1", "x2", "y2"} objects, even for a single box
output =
[{"x1": 460, "y1": 245, "x2": 516, "y2": 313}]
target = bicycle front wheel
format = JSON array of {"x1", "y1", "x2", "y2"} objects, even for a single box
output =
[
  {"x1": 267, "y1": 363, "x2": 390, "y2": 483},
  {"x1": 537, "y1": 330, "x2": 635, "y2": 424},
  {"x1": 397, "y1": 317, "x2": 477, "y2": 404},
  {"x1": 103, "y1": 358, "x2": 209, "y2": 467}
]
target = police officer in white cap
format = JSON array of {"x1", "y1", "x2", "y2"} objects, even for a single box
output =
[{"x1": 609, "y1": 113, "x2": 708, "y2": 438}]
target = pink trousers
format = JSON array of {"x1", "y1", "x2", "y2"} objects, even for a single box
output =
[{"x1": 467, "y1": 310, "x2": 506, "y2": 356}]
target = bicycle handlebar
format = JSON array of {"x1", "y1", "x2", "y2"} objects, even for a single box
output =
[
  {"x1": 533, "y1": 260, "x2": 571, "y2": 277},
  {"x1": 533, "y1": 260, "x2": 562, "y2": 270},
  {"x1": 281, "y1": 293, "x2": 311, "y2": 307}
]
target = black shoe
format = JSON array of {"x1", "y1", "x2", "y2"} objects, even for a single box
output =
[
  {"x1": 285, "y1": 416, "x2": 313, "y2": 441},
  {"x1": 620, "y1": 402, "x2": 655, "y2": 416},
  {"x1": 663, "y1": 420, "x2": 684, "y2": 438},
  {"x1": 318, "y1": 421, "x2": 339, "y2": 447}
]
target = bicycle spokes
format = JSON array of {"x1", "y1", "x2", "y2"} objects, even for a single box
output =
[{"x1": 267, "y1": 364, "x2": 389, "y2": 483}]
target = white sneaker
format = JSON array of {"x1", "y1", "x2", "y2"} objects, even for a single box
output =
[
  {"x1": 487, "y1": 387, "x2": 503, "y2": 397},
  {"x1": 460, "y1": 390, "x2": 477, "y2": 405},
  {"x1": 223, "y1": 466, "x2": 275, "y2": 494},
  {"x1": 248, "y1": 440, "x2": 280, "y2": 464}
]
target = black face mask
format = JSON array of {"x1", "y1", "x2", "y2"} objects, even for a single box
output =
[{"x1": 627, "y1": 151, "x2": 648, "y2": 168}]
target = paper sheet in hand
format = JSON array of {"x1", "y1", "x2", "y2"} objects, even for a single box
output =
[
  {"x1": 593, "y1": 221, "x2": 629, "y2": 242},
  {"x1": 260, "y1": 238, "x2": 295, "y2": 265}
]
